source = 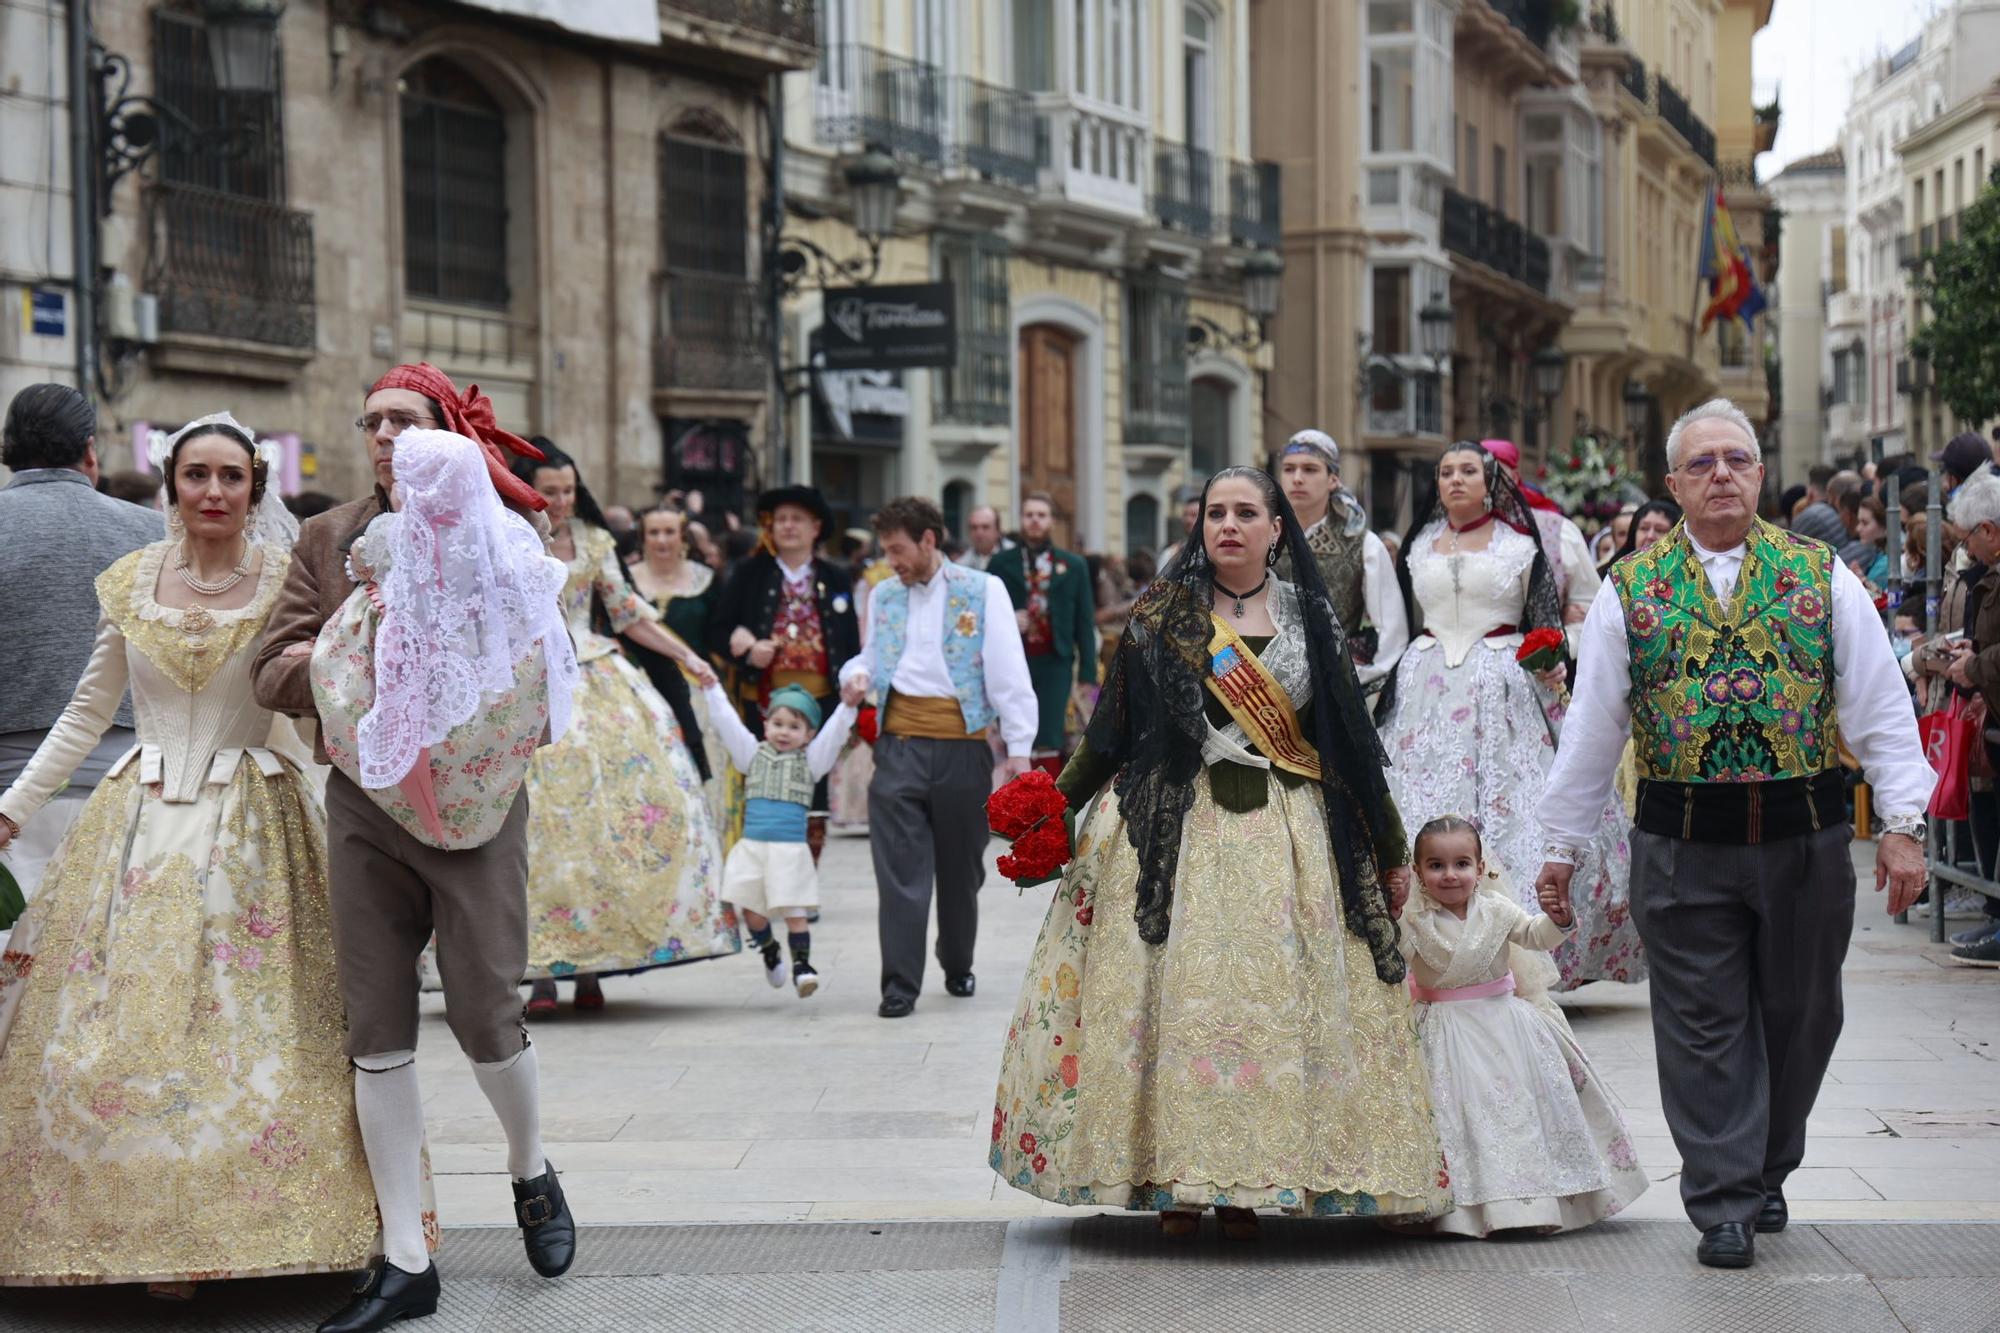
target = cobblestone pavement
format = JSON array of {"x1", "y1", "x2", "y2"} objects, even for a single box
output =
[{"x1": 3, "y1": 834, "x2": 1996, "y2": 1331}]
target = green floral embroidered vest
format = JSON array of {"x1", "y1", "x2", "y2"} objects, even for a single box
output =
[{"x1": 1609, "y1": 518, "x2": 1838, "y2": 783}]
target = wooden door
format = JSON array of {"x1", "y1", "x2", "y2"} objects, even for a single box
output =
[{"x1": 1018, "y1": 323, "x2": 1079, "y2": 548}]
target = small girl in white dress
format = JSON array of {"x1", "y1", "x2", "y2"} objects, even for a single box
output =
[{"x1": 1399, "y1": 815, "x2": 1648, "y2": 1236}]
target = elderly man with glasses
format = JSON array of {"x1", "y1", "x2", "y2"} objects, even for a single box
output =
[{"x1": 1534, "y1": 398, "x2": 1933, "y2": 1271}]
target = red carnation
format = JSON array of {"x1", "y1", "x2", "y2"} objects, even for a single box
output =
[
  {"x1": 1515, "y1": 627, "x2": 1565, "y2": 673},
  {"x1": 987, "y1": 769, "x2": 1068, "y2": 839},
  {"x1": 997, "y1": 818, "x2": 1071, "y2": 884},
  {"x1": 855, "y1": 706, "x2": 878, "y2": 745}
]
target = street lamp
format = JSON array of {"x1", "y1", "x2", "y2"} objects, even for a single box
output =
[
  {"x1": 201, "y1": 0, "x2": 286, "y2": 94},
  {"x1": 1188, "y1": 248, "x2": 1284, "y2": 352},
  {"x1": 773, "y1": 147, "x2": 905, "y2": 296},
  {"x1": 1419, "y1": 298, "x2": 1455, "y2": 372},
  {"x1": 1530, "y1": 344, "x2": 1567, "y2": 459},
  {"x1": 1622, "y1": 378, "x2": 1650, "y2": 441}
]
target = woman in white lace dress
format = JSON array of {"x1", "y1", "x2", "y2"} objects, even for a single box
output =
[
  {"x1": 0, "y1": 416, "x2": 389, "y2": 1292},
  {"x1": 1377, "y1": 442, "x2": 1642, "y2": 988}
]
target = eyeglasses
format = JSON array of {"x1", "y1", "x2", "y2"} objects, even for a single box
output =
[
  {"x1": 1678, "y1": 450, "x2": 1759, "y2": 477},
  {"x1": 354, "y1": 412, "x2": 437, "y2": 437}
]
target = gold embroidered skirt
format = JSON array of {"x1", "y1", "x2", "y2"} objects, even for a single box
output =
[
  {"x1": 0, "y1": 763, "x2": 385, "y2": 1285},
  {"x1": 523, "y1": 652, "x2": 737, "y2": 977},
  {"x1": 990, "y1": 771, "x2": 1451, "y2": 1216}
]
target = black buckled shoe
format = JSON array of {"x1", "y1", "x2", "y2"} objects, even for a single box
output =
[
  {"x1": 1696, "y1": 1222, "x2": 1755, "y2": 1269},
  {"x1": 513, "y1": 1160, "x2": 577, "y2": 1278},
  {"x1": 944, "y1": 973, "x2": 976, "y2": 998},
  {"x1": 878, "y1": 994, "x2": 915, "y2": 1018},
  {"x1": 1756, "y1": 1189, "x2": 1788, "y2": 1233},
  {"x1": 316, "y1": 1261, "x2": 439, "y2": 1333}
]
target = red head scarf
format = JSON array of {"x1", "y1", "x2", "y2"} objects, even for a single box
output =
[
  {"x1": 1480, "y1": 438, "x2": 1563, "y2": 514},
  {"x1": 368, "y1": 362, "x2": 548, "y2": 513}
]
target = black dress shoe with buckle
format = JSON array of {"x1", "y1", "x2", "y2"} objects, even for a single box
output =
[
  {"x1": 1756, "y1": 1189, "x2": 1788, "y2": 1233},
  {"x1": 316, "y1": 1260, "x2": 440, "y2": 1333},
  {"x1": 945, "y1": 973, "x2": 975, "y2": 998},
  {"x1": 513, "y1": 1160, "x2": 576, "y2": 1278},
  {"x1": 878, "y1": 994, "x2": 915, "y2": 1018},
  {"x1": 1697, "y1": 1221, "x2": 1755, "y2": 1269}
]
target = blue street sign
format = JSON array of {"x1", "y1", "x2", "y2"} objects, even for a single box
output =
[{"x1": 28, "y1": 289, "x2": 65, "y2": 338}]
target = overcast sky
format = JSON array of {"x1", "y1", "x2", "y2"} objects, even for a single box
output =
[{"x1": 1754, "y1": 0, "x2": 1952, "y2": 171}]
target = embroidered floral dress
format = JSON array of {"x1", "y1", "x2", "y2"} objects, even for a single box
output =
[
  {"x1": 0, "y1": 544, "x2": 391, "y2": 1285},
  {"x1": 1378, "y1": 521, "x2": 1643, "y2": 988},
  {"x1": 992, "y1": 585, "x2": 1450, "y2": 1217},
  {"x1": 1398, "y1": 882, "x2": 1648, "y2": 1236},
  {"x1": 521, "y1": 523, "x2": 735, "y2": 978}
]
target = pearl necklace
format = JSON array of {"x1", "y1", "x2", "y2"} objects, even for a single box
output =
[{"x1": 175, "y1": 539, "x2": 251, "y2": 596}]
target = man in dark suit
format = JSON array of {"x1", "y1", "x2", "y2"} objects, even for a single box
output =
[
  {"x1": 989, "y1": 492, "x2": 1096, "y2": 772},
  {"x1": 710, "y1": 485, "x2": 862, "y2": 859}
]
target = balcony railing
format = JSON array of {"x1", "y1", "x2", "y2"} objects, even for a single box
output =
[
  {"x1": 814, "y1": 44, "x2": 944, "y2": 166},
  {"x1": 1228, "y1": 159, "x2": 1281, "y2": 248},
  {"x1": 665, "y1": 0, "x2": 816, "y2": 47},
  {"x1": 1036, "y1": 97, "x2": 1149, "y2": 217},
  {"x1": 147, "y1": 181, "x2": 315, "y2": 348},
  {"x1": 1903, "y1": 212, "x2": 1966, "y2": 265},
  {"x1": 944, "y1": 76, "x2": 1037, "y2": 188},
  {"x1": 1486, "y1": 0, "x2": 1552, "y2": 46},
  {"x1": 1652, "y1": 73, "x2": 1716, "y2": 167},
  {"x1": 653, "y1": 270, "x2": 768, "y2": 394},
  {"x1": 1152, "y1": 140, "x2": 1214, "y2": 236},
  {"x1": 1620, "y1": 51, "x2": 1647, "y2": 103},
  {"x1": 1441, "y1": 187, "x2": 1551, "y2": 295}
]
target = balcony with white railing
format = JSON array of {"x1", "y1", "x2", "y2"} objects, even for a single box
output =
[
  {"x1": 1034, "y1": 95, "x2": 1149, "y2": 218},
  {"x1": 1826, "y1": 288, "x2": 1866, "y2": 332},
  {"x1": 1362, "y1": 154, "x2": 1448, "y2": 241}
]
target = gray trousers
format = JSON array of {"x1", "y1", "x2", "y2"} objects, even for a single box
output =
[
  {"x1": 325, "y1": 768, "x2": 531, "y2": 1063},
  {"x1": 1628, "y1": 824, "x2": 1855, "y2": 1230},
  {"x1": 868, "y1": 734, "x2": 992, "y2": 1002}
]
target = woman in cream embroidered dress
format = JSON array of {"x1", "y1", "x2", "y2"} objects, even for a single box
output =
[
  {"x1": 514, "y1": 444, "x2": 734, "y2": 1013},
  {"x1": 1378, "y1": 442, "x2": 1642, "y2": 989},
  {"x1": 992, "y1": 468, "x2": 1447, "y2": 1237},
  {"x1": 627, "y1": 503, "x2": 726, "y2": 833},
  {"x1": 0, "y1": 418, "x2": 383, "y2": 1289}
]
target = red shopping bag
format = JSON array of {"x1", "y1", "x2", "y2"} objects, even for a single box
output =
[{"x1": 1918, "y1": 693, "x2": 1975, "y2": 821}]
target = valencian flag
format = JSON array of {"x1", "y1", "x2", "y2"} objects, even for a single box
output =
[{"x1": 1698, "y1": 182, "x2": 1766, "y2": 332}]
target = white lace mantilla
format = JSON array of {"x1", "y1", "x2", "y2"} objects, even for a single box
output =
[{"x1": 353, "y1": 429, "x2": 579, "y2": 790}]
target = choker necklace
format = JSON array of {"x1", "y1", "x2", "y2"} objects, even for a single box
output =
[
  {"x1": 1448, "y1": 511, "x2": 1496, "y2": 535},
  {"x1": 1212, "y1": 573, "x2": 1269, "y2": 619},
  {"x1": 175, "y1": 538, "x2": 251, "y2": 597}
]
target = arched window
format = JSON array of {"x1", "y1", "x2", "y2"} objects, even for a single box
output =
[
  {"x1": 661, "y1": 113, "x2": 749, "y2": 277},
  {"x1": 401, "y1": 58, "x2": 510, "y2": 306},
  {"x1": 1125, "y1": 492, "x2": 1160, "y2": 557}
]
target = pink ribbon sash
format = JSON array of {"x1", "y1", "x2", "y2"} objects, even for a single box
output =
[{"x1": 1409, "y1": 972, "x2": 1517, "y2": 1004}]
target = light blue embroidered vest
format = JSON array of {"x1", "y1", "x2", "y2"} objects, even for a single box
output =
[{"x1": 871, "y1": 563, "x2": 994, "y2": 733}]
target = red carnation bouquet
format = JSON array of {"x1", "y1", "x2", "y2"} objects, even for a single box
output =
[
  {"x1": 854, "y1": 705, "x2": 879, "y2": 746},
  {"x1": 988, "y1": 769, "x2": 1073, "y2": 888},
  {"x1": 1515, "y1": 627, "x2": 1566, "y2": 674}
]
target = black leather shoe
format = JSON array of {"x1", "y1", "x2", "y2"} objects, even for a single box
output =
[
  {"x1": 945, "y1": 973, "x2": 976, "y2": 998},
  {"x1": 1697, "y1": 1222, "x2": 1755, "y2": 1269},
  {"x1": 1756, "y1": 1189, "x2": 1788, "y2": 1233},
  {"x1": 878, "y1": 994, "x2": 915, "y2": 1018},
  {"x1": 513, "y1": 1160, "x2": 576, "y2": 1278},
  {"x1": 316, "y1": 1261, "x2": 439, "y2": 1333}
]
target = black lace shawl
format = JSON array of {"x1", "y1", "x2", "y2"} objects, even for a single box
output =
[{"x1": 1084, "y1": 471, "x2": 1408, "y2": 985}]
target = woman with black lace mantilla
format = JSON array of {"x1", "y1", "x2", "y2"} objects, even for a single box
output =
[{"x1": 989, "y1": 467, "x2": 1450, "y2": 1239}]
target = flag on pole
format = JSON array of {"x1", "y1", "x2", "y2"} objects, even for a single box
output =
[{"x1": 1698, "y1": 183, "x2": 1764, "y2": 333}]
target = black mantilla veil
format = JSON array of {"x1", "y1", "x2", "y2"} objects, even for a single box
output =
[
  {"x1": 1378, "y1": 441, "x2": 1566, "y2": 720},
  {"x1": 1087, "y1": 466, "x2": 1407, "y2": 985},
  {"x1": 513, "y1": 439, "x2": 711, "y2": 782}
]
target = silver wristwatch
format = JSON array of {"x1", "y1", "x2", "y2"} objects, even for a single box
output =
[{"x1": 1880, "y1": 814, "x2": 1926, "y2": 842}]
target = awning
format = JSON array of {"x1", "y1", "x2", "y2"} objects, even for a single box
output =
[{"x1": 450, "y1": 0, "x2": 658, "y2": 46}]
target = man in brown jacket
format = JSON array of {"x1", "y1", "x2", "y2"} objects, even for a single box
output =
[
  {"x1": 1943, "y1": 469, "x2": 2000, "y2": 967},
  {"x1": 254, "y1": 364, "x2": 575, "y2": 1333}
]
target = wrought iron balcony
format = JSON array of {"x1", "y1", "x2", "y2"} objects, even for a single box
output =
[
  {"x1": 653, "y1": 270, "x2": 769, "y2": 393},
  {"x1": 944, "y1": 76, "x2": 1037, "y2": 188},
  {"x1": 1152, "y1": 140, "x2": 1214, "y2": 236},
  {"x1": 1441, "y1": 187, "x2": 1551, "y2": 296},
  {"x1": 814, "y1": 44, "x2": 944, "y2": 167},
  {"x1": 147, "y1": 181, "x2": 315, "y2": 348},
  {"x1": 1619, "y1": 51, "x2": 1647, "y2": 104},
  {"x1": 1652, "y1": 73, "x2": 1716, "y2": 167},
  {"x1": 1486, "y1": 0, "x2": 1553, "y2": 46},
  {"x1": 664, "y1": 0, "x2": 815, "y2": 48},
  {"x1": 1228, "y1": 159, "x2": 1281, "y2": 249}
]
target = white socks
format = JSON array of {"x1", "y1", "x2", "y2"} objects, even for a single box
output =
[
  {"x1": 351, "y1": 1050, "x2": 430, "y2": 1274},
  {"x1": 471, "y1": 1041, "x2": 547, "y2": 1182}
]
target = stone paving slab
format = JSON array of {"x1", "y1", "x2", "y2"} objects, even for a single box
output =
[{"x1": 3, "y1": 1220, "x2": 1996, "y2": 1333}]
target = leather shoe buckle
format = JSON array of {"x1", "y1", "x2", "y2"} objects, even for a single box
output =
[{"x1": 519, "y1": 1195, "x2": 554, "y2": 1227}]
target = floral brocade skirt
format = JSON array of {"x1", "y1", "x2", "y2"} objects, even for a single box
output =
[
  {"x1": 523, "y1": 652, "x2": 737, "y2": 979},
  {"x1": 991, "y1": 771, "x2": 1451, "y2": 1217},
  {"x1": 0, "y1": 763, "x2": 391, "y2": 1285}
]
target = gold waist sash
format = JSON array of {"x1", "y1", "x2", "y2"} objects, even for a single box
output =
[{"x1": 883, "y1": 691, "x2": 984, "y2": 741}]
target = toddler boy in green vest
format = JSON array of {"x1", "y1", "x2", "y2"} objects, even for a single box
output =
[{"x1": 703, "y1": 680, "x2": 860, "y2": 996}]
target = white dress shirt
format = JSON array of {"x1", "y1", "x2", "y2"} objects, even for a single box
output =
[
  {"x1": 1356, "y1": 529, "x2": 1409, "y2": 688},
  {"x1": 1539, "y1": 529, "x2": 1936, "y2": 862},
  {"x1": 776, "y1": 555, "x2": 814, "y2": 590},
  {"x1": 702, "y1": 684, "x2": 856, "y2": 781},
  {"x1": 839, "y1": 558, "x2": 1039, "y2": 758}
]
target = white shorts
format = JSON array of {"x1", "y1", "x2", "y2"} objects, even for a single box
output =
[{"x1": 722, "y1": 839, "x2": 820, "y2": 916}]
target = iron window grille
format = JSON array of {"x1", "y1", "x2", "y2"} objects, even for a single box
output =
[
  {"x1": 934, "y1": 232, "x2": 1012, "y2": 426},
  {"x1": 1126, "y1": 272, "x2": 1190, "y2": 447},
  {"x1": 401, "y1": 59, "x2": 511, "y2": 307}
]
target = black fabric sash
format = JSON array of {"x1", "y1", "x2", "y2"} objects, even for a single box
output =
[{"x1": 1634, "y1": 769, "x2": 1847, "y2": 845}]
